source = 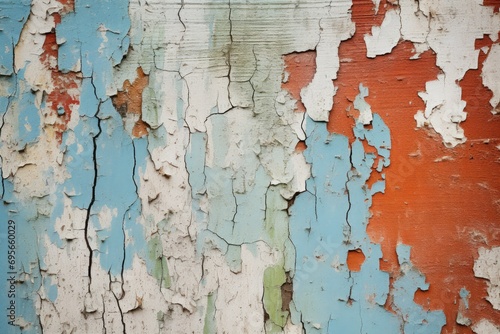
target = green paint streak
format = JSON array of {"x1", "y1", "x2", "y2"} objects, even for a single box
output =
[
  {"x1": 204, "y1": 292, "x2": 217, "y2": 334},
  {"x1": 262, "y1": 186, "x2": 294, "y2": 330},
  {"x1": 263, "y1": 265, "x2": 289, "y2": 329},
  {"x1": 147, "y1": 234, "x2": 171, "y2": 288},
  {"x1": 264, "y1": 186, "x2": 294, "y2": 270}
]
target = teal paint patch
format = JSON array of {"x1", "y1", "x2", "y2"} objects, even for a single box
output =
[
  {"x1": 0, "y1": 0, "x2": 31, "y2": 75},
  {"x1": 290, "y1": 85, "x2": 445, "y2": 333},
  {"x1": 460, "y1": 287, "x2": 470, "y2": 309}
]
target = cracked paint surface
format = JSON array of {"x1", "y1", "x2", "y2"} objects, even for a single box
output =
[{"x1": 0, "y1": 0, "x2": 499, "y2": 333}]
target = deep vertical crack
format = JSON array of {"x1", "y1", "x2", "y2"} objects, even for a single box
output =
[
  {"x1": 344, "y1": 146, "x2": 353, "y2": 244},
  {"x1": 230, "y1": 180, "x2": 238, "y2": 234},
  {"x1": 109, "y1": 271, "x2": 126, "y2": 334},
  {"x1": 226, "y1": 0, "x2": 234, "y2": 109},
  {"x1": 178, "y1": 0, "x2": 186, "y2": 32},
  {"x1": 84, "y1": 101, "x2": 103, "y2": 288},
  {"x1": 102, "y1": 296, "x2": 107, "y2": 334}
]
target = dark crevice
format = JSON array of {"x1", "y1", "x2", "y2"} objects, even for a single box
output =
[
  {"x1": 109, "y1": 271, "x2": 126, "y2": 334},
  {"x1": 281, "y1": 272, "x2": 293, "y2": 313},
  {"x1": 84, "y1": 100, "x2": 103, "y2": 289},
  {"x1": 178, "y1": 0, "x2": 186, "y2": 32},
  {"x1": 230, "y1": 180, "x2": 238, "y2": 234},
  {"x1": 102, "y1": 296, "x2": 107, "y2": 334},
  {"x1": 344, "y1": 146, "x2": 353, "y2": 244}
]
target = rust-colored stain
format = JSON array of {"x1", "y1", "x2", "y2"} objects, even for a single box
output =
[
  {"x1": 347, "y1": 249, "x2": 366, "y2": 272},
  {"x1": 283, "y1": 0, "x2": 500, "y2": 332},
  {"x1": 40, "y1": 12, "x2": 81, "y2": 144},
  {"x1": 111, "y1": 67, "x2": 150, "y2": 138}
]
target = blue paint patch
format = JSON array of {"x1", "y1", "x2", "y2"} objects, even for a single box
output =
[
  {"x1": 460, "y1": 287, "x2": 470, "y2": 309},
  {"x1": 123, "y1": 136, "x2": 149, "y2": 270},
  {"x1": 91, "y1": 99, "x2": 139, "y2": 275},
  {"x1": 50, "y1": 0, "x2": 154, "y2": 279},
  {"x1": 393, "y1": 244, "x2": 446, "y2": 333},
  {"x1": 43, "y1": 277, "x2": 58, "y2": 303},
  {"x1": 60, "y1": 79, "x2": 99, "y2": 209},
  {"x1": 290, "y1": 85, "x2": 445, "y2": 333},
  {"x1": 0, "y1": 0, "x2": 31, "y2": 75},
  {"x1": 0, "y1": 179, "x2": 43, "y2": 333},
  {"x1": 56, "y1": 0, "x2": 130, "y2": 99},
  {"x1": 17, "y1": 98, "x2": 41, "y2": 149},
  {"x1": 290, "y1": 116, "x2": 399, "y2": 333},
  {"x1": 0, "y1": 70, "x2": 41, "y2": 151}
]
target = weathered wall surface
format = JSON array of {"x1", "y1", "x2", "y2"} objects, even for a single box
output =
[{"x1": 0, "y1": 0, "x2": 499, "y2": 333}]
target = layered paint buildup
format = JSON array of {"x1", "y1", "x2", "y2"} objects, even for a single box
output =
[{"x1": 0, "y1": 0, "x2": 499, "y2": 333}]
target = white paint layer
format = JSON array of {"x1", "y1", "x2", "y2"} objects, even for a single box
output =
[
  {"x1": 474, "y1": 247, "x2": 500, "y2": 310},
  {"x1": 473, "y1": 319, "x2": 500, "y2": 334},
  {"x1": 401, "y1": 0, "x2": 500, "y2": 146},
  {"x1": 482, "y1": 43, "x2": 500, "y2": 115},
  {"x1": 364, "y1": 9, "x2": 401, "y2": 58}
]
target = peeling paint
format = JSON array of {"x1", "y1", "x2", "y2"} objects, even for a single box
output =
[
  {"x1": 482, "y1": 43, "x2": 500, "y2": 114},
  {"x1": 474, "y1": 247, "x2": 500, "y2": 311},
  {"x1": 1, "y1": 0, "x2": 499, "y2": 333}
]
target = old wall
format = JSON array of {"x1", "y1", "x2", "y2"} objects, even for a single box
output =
[{"x1": 0, "y1": 0, "x2": 499, "y2": 333}]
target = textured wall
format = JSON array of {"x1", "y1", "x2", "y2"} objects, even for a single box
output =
[{"x1": 0, "y1": 0, "x2": 499, "y2": 333}]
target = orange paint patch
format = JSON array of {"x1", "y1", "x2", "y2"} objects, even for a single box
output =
[
  {"x1": 111, "y1": 67, "x2": 150, "y2": 138},
  {"x1": 347, "y1": 249, "x2": 366, "y2": 272},
  {"x1": 282, "y1": 51, "x2": 316, "y2": 112}
]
